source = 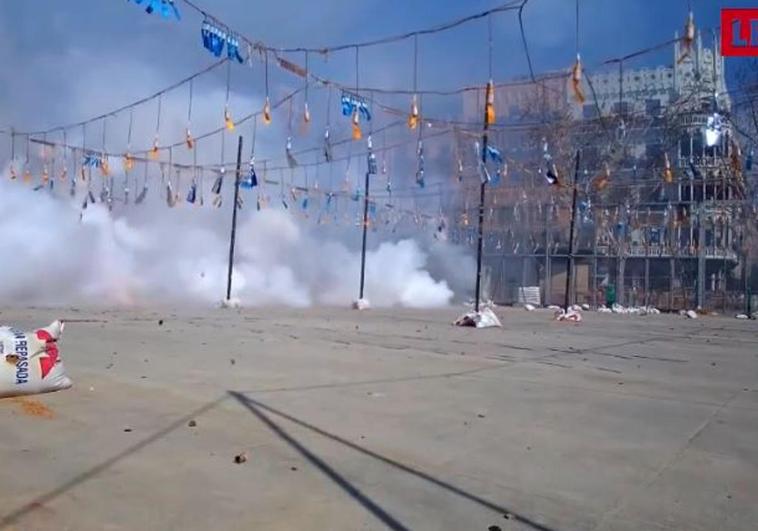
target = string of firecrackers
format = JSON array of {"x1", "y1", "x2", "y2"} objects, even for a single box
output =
[
  {"x1": 25, "y1": 117, "x2": 443, "y2": 183},
  {"x1": 11, "y1": 11, "x2": 743, "y2": 211},
  {"x1": 10, "y1": 51, "x2": 724, "y2": 181},
  {"x1": 7, "y1": 3, "x2": 717, "y2": 161}
]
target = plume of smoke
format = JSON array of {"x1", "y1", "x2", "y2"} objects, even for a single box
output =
[{"x1": 0, "y1": 171, "x2": 470, "y2": 308}]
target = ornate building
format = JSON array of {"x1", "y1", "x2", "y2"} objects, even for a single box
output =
[{"x1": 455, "y1": 31, "x2": 754, "y2": 311}]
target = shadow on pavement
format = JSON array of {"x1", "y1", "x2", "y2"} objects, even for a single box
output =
[{"x1": 229, "y1": 391, "x2": 559, "y2": 531}]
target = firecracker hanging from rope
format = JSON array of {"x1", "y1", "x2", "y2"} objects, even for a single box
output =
[
  {"x1": 129, "y1": 0, "x2": 180, "y2": 20},
  {"x1": 200, "y1": 19, "x2": 245, "y2": 63},
  {"x1": 241, "y1": 156, "x2": 258, "y2": 189},
  {"x1": 135, "y1": 184, "x2": 148, "y2": 204},
  {"x1": 211, "y1": 168, "x2": 224, "y2": 208},
  {"x1": 341, "y1": 92, "x2": 371, "y2": 122},
  {"x1": 678, "y1": 10, "x2": 696, "y2": 64},
  {"x1": 408, "y1": 95, "x2": 420, "y2": 129},
  {"x1": 416, "y1": 139, "x2": 425, "y2": 188},
  {"x1": 323, "y1": 127, "x2": 333, "y2": 162},
  {"x1": 186, "y1": 181, "x2": 197, "y2": 204},
  {"x1": 662, "y1": 152, "x2": 674, "y2": 183},
  {"x1": 484, "y1": 80, "x2": 495, "y2": 126},
  {"x1": 150, "y1": 136, "x2": 160, "y2": 159},
  {"x1": 474, "y1": 142, "x2": 491, "y2": 184},
  {"x1": 100, "y1": 155, "x2": 110, "y2": 177},
  {"x1": 225, "y1": 33, "x2": 245, "y2": 64},
  {"x1": 594, "y1": 162, "x2": 611, "y2": 191},
  {"x1": 303, "y1": 101, "x2": 311, "y2": 126},
  {"x1": 570, "y1": 54, "x2": 585, "y2": 104},
  {"x1": 542, "y1": 141, "x2": 560, "y2": 186},
  {"x1": 262, "y1": 97, "x2": 272, "y2": 125},
  {"x1": 483, "y1": 144, "x2": 504, "y2": 185},
  {"x1": 224, "y1": 106, "x2": 235, "y2": 131},
  {"x1": 166, "y1": 181, "x2": 176, "y2": 208},
  {"x1": 123, "y1": 153, "x2": 134, "y2": 172},
  {"x1": 184, "y1": 128, "x2": 194, "y2": 150},
  {"x1": 286, "y1": 137, "x2": 298, "y2": 168},
  {"x1": 83, "y1": 153, "x2": 101, "y2": 168},
  {"x1": 351, "y1": 109, "x2": 362, "y2": 141},
  {"x1": 367, "y1": 136, "x2": 377, "y2": 175}
]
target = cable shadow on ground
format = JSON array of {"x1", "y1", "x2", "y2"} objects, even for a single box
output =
[
  {"x1": 0, "y1": 396, "x2": 227, "y2": 529},
  {"x1": 228, "y1": 390, "x2": 410, "y2": 531},
  {"x1": 228, "y1": 391, "x2": 559, "y2": 531}
]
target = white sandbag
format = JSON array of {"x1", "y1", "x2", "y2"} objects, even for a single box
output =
[
  {"x1": 220, "y1": 298, "x2": 242, "y2": 309},
  {"x1": 454, "y1": 308, "x2": 502, "y2": 328},
  {"x1": 0, "y1": 321, "x2": 72, "y2": 398},
  {"x1": 524, "y1": 304, "x2": 536, "y2": 312},
  {"x1": 685, "y1": 310, "x2": 698, "y2": 319},
  {"x1": 352, "y1": 298, "x2": 371, "y2": 310},
  {"x1": 736, "y1": 314, "x2": 749, "y2": 320},
  {"x1": 581, "y1": 303, "x2": 590, "y2": 311}
]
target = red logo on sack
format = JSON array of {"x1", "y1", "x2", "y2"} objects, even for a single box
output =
[
  {"x1": 35, "y1": 330, "x2": 59, "y2": 379},
  {"x1": 721, "y1": 8, "x2": 758, "y2": 56}
]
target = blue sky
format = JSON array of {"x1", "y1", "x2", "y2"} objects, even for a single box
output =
[{"x1": 0, "y1": 0, "x2": 755, "y2": 168}]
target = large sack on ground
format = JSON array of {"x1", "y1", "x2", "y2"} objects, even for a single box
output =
[{"x1": 0, "y1": 321, "x2": 72, "y2": 398}]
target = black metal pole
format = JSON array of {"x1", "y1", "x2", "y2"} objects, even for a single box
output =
[
  {"x1": 226, "y1": 135, "x2": 244, "y2": 301},
  {"x1": 359, "y1": 171, "x2": 370, "y2": 300},
  {"x1": 564, "y1": 149, "x2": 581, "y2": 312},
  {"x1": 474, "y1": 129, "x2": 490, "y2": 312}
]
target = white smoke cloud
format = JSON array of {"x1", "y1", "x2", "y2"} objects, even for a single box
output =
[{"x1": 0, "y1": 172, "x2": 470, "y2": 308}]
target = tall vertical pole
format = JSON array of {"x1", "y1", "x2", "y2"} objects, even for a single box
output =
[
  {"x1": 474, "y1": 98, "x2": 491, "y2": 313},
  {"x1": 226, "y1": 135, "x2": 244, "y2": 301},
  {"x1": 474, "y1": 180, "x2": 487, "y2": 313},
  {"x1": 359, "y1": 171, "x2": 370, "y2": 300},
  {"x1": 564, "y1": 149, "x2": 581, "y2": 311},
  {"x1": 545, "y1": 206, "x2": 552, "y2": 306},
  {"x1": 696, "y1": 203, "x2": 706, "y2": 310}
]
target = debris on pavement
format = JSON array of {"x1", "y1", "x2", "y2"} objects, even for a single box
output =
[
  {"x1": 454, "y1": 307, "x2": 502, "y2": 328},
  {"x1": 554, "y1": 308, "x2": 583, "y2": 322}
]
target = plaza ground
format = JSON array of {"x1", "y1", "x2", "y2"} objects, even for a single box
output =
[{"x1": 1, "y1": 306, "x2": 756, "y2": 530}]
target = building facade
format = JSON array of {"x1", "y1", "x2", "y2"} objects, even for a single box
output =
[{"x1": 455, "y1": 31, "x2": 755, "y2": 311}]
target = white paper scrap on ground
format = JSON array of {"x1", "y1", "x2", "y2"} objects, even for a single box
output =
[
  {"x1": 352, "y1": 298, "x2": 371, "y2": 310},
  {"x1": 0, "y1": 320, "x2": 72, "y2": 399},
  {"x1": 454, "y1": 307, "x2": 502, "y2": 328}
]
